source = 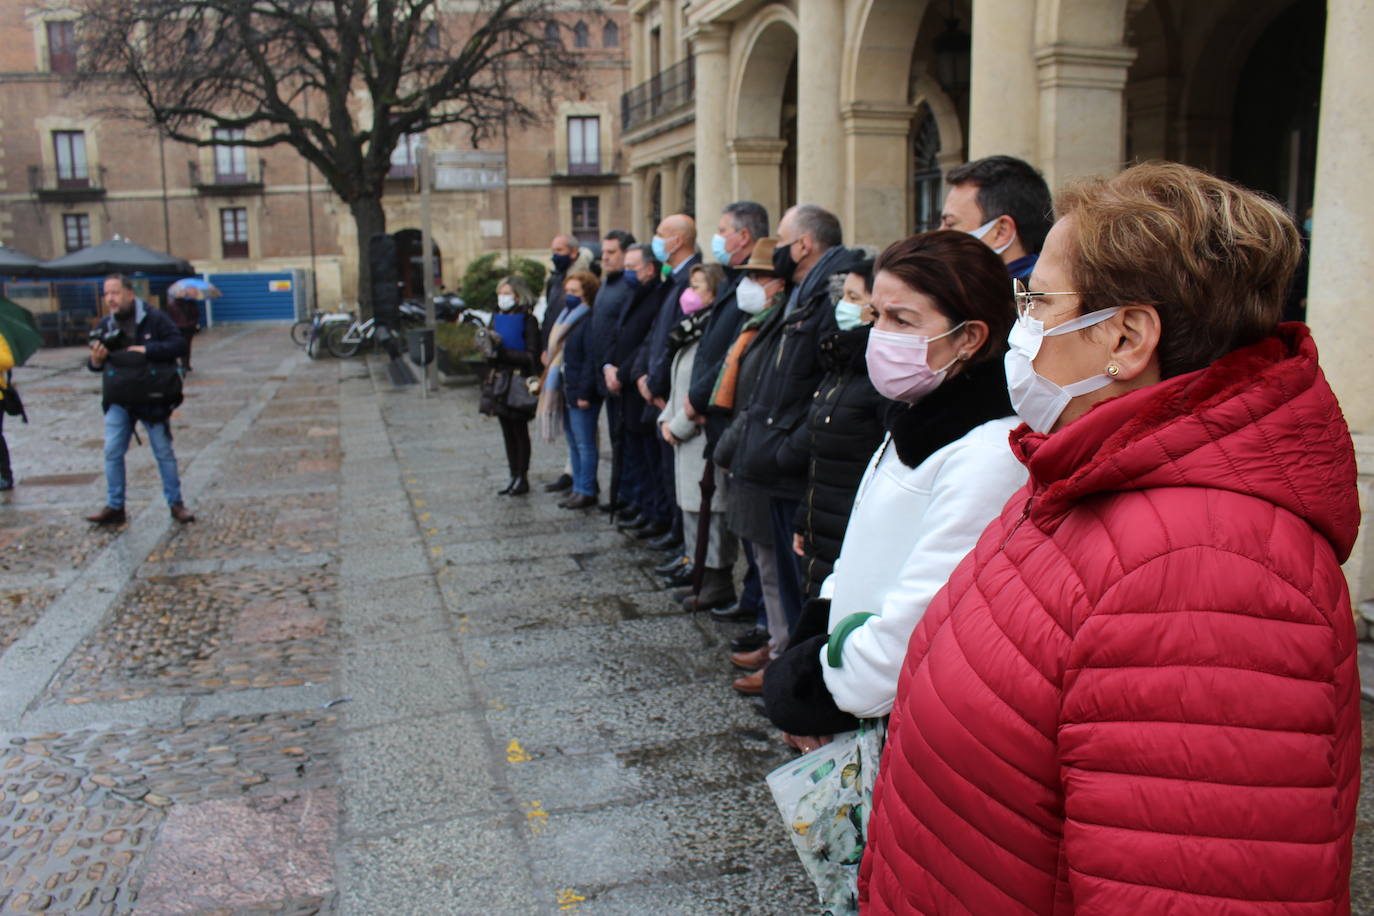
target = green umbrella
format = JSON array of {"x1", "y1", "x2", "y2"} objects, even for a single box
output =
[
  {"x1": 0, "y1": 296, "x2": 37, "y2": 331},
  {"x1": 0, "y1": 308, "x2": 42, "y2": 366}
]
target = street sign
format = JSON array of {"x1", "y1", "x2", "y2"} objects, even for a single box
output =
[{"x1": 431, "y1": 150, "x2": 507, "y2": 191}]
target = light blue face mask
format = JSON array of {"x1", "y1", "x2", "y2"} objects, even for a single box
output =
[
  {"x1": 710, "y1": 233, "x2": 731, "y2": 264},
  {"x1": 651, "y1": 236, "x2": 669, "y2": 263},
  {"x1": 834, "y1": 300, "x2": 866, "y2": 331}
]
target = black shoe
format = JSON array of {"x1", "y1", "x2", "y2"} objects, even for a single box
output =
[
  {"x1": 662, "y1": 562, "x2": 694, "y2": 588},
  {"x1": 655, "y1": 554, "x2": 690, "y2": 575},
  {"x1": 543, "y1": 473, "x2": 573, "y2": 493},
  {"x1": 709, "y1": 601, "x2": 758, "y2": 622},
  {"x1": 616, "y1": 512, "x2": 647, "y2": 532},
  {"x1": 507, "y1": 476, "x2": 529, "y2": 496},
  {"x1": 561, "y1": 493, "x2": 597, "y2": 509},
  {"x1": 599, "y1": 499, "x2": 629, "y2": 514},
  {"x1": 730, "y1": 626, "x2": 770, "y2": 653},
  {"x1": 497, "y1": 478, "x2": 516, "y2": 495},
  {"x1": 632, "y1": 520, "x2": 670, "y2": 541},
  {"x1": 647, "y1": 533, "x2": 682, "y2": 553}
]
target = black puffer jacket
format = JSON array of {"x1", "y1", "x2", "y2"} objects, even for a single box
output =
[
  {"x1": 732, "y1": 245, "x2": 862, "y2": 499},
  {"x1": 794, "y1": 325, "x2": 885, "y2": 596}
]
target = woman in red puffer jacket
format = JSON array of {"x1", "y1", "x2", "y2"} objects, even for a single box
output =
[{"x1": 861, "y1": 162, "x2": 1361, "y2": 915}]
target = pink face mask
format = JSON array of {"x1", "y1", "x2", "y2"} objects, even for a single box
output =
[
  {"x1": 865, "y1": 322, "x2": 967, "y2": 403},
  {"x1": 680, "y1": 288, "x2": 707, "y2": 315}
]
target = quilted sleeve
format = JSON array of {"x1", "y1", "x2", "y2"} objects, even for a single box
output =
[
  {"x1": 821, "y1": 439, "x2": 1026, "y2": 718},
  {"x1": 1058, "y1": 506, "x2": 1357, "y2": 914}
]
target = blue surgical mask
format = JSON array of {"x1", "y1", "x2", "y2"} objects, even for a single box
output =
[
  {"x1": 834, "y1": 300, "x2": 865, "y2": 331},
  {"x1": 711, "y1": 233, "x2": 731, "y2": 264},
  {"x1": 623, "y1": 270, "x2": 641, "y2": 290},
  {"x1": 564, "y1": 293, "x2": 580, "y2": 309},
  {"x1": 651, "y1": 235, "x2": 670, "y2": 263},
  {"x1": 552, "y1": 252, "x2": 572, "y2": 272}
]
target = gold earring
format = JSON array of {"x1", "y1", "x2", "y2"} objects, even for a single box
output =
[{"x1": 1106, "y1": 364, "x2": 1120, "y2": 377}]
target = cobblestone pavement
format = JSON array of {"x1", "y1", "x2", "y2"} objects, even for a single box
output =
[{"x1": 1, "y1": 326, "x2": 1371, "y2": 915}]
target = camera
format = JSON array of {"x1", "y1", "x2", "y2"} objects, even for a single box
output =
[{"x1": 89, "y1": 327, "x2": 126, "y2": 351}]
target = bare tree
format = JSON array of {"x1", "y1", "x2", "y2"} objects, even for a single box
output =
[{"x1": 70, "y1": 0, "x2": 587, "y2": 316}]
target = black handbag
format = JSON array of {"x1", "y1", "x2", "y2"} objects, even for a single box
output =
[
  {"x1": 2, "y1": 378, "x2": 25, "y2": 422},
  {"x1": 504, "y1": 370, "x2": 538, "y2": 414},
  {"x1": 101, "y1": 353, "x2": 183, "y2": 410}
]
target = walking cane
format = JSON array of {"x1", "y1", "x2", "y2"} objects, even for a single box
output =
[{"x1": 689, "y1": 457, "x2": 716, "y2": 612}]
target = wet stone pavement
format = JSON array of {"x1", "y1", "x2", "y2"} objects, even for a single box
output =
[{"x1": 0, "y1": 325, "x2": 1371, "y2": 915}]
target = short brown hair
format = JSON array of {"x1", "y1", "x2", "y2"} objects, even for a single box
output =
[
  {"x1": 563, "y1": 269, "x2": 599, "y2": 303},
  {"x1": 874, "y1": 230, "x2": 1015, "y2": 365},
  {"x1": 1057, "y1": 162, "x2": 1300, "y2": 379},
  {"x1": 689, "y1": 263, "x2": 727, "y2": 301}
]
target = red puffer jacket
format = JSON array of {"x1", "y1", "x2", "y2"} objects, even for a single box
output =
[{"x1": 860, "y1": 324, "x2": 1360, "y2": 915}]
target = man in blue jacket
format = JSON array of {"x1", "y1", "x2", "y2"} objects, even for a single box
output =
[{"x1": 85, "y1": 274, "x2": 194, "y2": 526}]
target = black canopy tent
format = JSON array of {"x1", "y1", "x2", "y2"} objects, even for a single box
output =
[
  {"x1": 39, "y1": 237, "x2": 193, "y2": 277},
  {"x1": 0, "y1": 244, "x2": 46, "y2": 278}
]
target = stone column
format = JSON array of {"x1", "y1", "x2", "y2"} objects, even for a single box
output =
[
  {"x1": 689, "y1": 24, "x2": 731, "y2": 231},
  {"x1": 796, "y1": 0, "x2": 844, "y2": 211},
  {"x1": 729, "y1": 139, "x2": 787, "y2": 232},
  {"x1": 630, "y1": 12, "x2": 647, "y2": 85},
  {"x1": 1034, "y1": 43, "x2": 1135, "y2": 188},
  {"x1": 629, "y1": 169, "x2": 646, "y2": 241},
  {"x1": 659, "y1": 160, "x2": 680, "y2": 222},
  {"x1": 1306, "y1": 0, "x2": 1374, "y2": 612},
  {"x1": 841, "y1": 102, "x2": 917, "y2": 247},
  {"x1": 968, "y1": 0, "x2": 1039, "y2": 163}
]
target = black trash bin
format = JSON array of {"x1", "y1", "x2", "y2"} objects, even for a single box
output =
[{"x1": 407, "y1": 328, "x2": 435, "y2": 367}]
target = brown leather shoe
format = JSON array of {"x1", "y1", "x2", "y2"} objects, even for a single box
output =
[
  {"x1": 730, "y1": 645, "x2": 771, "y2": 671},
  {"x1": 169, "y1": 502, "x2": 196, "y2": 524},
  {"x1": 732, "y1": 668, "x2": 766, "y2": 695},
  {"x1": 85, "y1": 506, "x2": 127, "y2": 526}
]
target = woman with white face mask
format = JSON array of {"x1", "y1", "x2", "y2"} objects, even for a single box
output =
[
  {"x1": 762, "y1": 231, "x2": 1027, "y2": 746},
  {"x1": 480, "y1": 276, "x2": 542, "y2": 495},
  {"x1": 863, "y1": 163, "x2": 1360, "y2": 916}
]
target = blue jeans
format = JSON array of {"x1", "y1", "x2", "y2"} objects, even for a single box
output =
[
  {"x1": 564, "y1": 403, "x2": 600, "y2": 497},
  {"x1": 104, "y1": 405, "x2": 182, "y2": 509}
]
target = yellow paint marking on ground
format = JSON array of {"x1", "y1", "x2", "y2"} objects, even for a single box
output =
[
  {"x1": 557, "y1": 888, "x2": 586, "y2": 909},
  {"x1": 523, "y1": 800, "x2": 549, "y2": 834},
  {"x1": 506, "y1": 740, "x2": 532, "y2": 763}
]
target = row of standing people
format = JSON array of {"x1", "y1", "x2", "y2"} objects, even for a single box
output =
[{"x1": 478, "y1": 156, "x2": 1361, "y2": 914}]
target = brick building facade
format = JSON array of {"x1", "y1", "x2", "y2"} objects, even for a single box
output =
[{"x1": 0, "y1": 3, "x2": 631, "y2": 308}]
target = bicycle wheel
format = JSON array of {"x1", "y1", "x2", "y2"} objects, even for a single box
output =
[
  {"x1": 325, "y1": 324, "x2": 361, "y2": 358},
  {"x1": 290, "y1": 319, "x2": 312, "y2": 347},
  {"x1": 305, "y1": 328, "x2": 322, "y2": 360}
]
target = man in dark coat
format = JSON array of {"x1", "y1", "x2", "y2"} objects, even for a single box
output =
[
  {"x1": 608, "y1": 243, "x2": 672, "y2": 535},
  {"x1": 940, "y1": 155, "x2": 1053, "y2": 283},
  {"x1": 590, "y1": 229, "x2": 636, "y2": 509},
  {"x1": 629, "y1": 213, "x2": 699, "y2": 549},
  {"x1": 732, "y1": 204, "x2": 859, "y2": 635},
  {"x1": 84, "y1": 274, "x2": 194, "y2": 526},
  {"x1": 688, "y1": 200, "x2": 770, "y2": 454},
  {"x1": 540, "y1": 234, "x2": 581, "y2": 350}
]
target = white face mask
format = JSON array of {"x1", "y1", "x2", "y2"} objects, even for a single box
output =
[
  {"x1": 1004, "y1": 307, "x2": 1124, "y2": 433},
  {"x1": 736, "y1": 276, "x2": 768, "y2": 315},
  {"x1": 969, "y1": 217, "x2": 1015, "y2": 256},
  {"x1": 497, "y1": 294, "x2": 516, "y2": 311}
]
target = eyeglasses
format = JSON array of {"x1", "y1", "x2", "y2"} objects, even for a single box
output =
[{"x1": 1012, "y1": 278, "x2": 1081, "y2": 321}]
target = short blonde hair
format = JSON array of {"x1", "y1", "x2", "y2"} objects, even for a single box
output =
[{"x1": 1058, "y1": 162, "x2": 1301, "y2": 378}]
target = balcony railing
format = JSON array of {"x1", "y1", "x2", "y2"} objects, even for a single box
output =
[
  {"x1": 29, "y1": 165, "x2": 107, "y2": 202},
  {"x1": 189, "y1": 159, "x2": 265, "y2": 194},
  {"x1": 621, "y1": 55, "x2": 694, "y2": 134},
  {"x1": 549, "y1": 149, "x2": 623, "y2": 181}
]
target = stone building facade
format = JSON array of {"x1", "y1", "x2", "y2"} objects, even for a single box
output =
[
  {"x1": 0, "y1": 2, "x2": 632, "y2": 308},
  {"x1": 619, "y1": 0, "x2": 1374, "y2": 608}
]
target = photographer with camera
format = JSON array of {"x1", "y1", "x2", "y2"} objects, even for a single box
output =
[{"x1": 85, "y1": 274, "x2": 195, "y2": 526}]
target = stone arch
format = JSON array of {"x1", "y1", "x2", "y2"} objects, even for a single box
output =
[
  {"x1": 676, "y1": 158, "x2": 696, "y2": 217},
  {"x1": 844, "y1": 0, "x2": 930, "y2": 105},
  {"x1": 910, "y1": 73, "x2": 963, "y2": 174},
  {"x1": 1176, "y1": 0, "x2": 1315, "y2": 174},
  {"x1": 727, "y1": 8, "x2": 798, "y2": 224},
  {"x1": 728, "y1": 9, "x2": 797, "y2": 140}
]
